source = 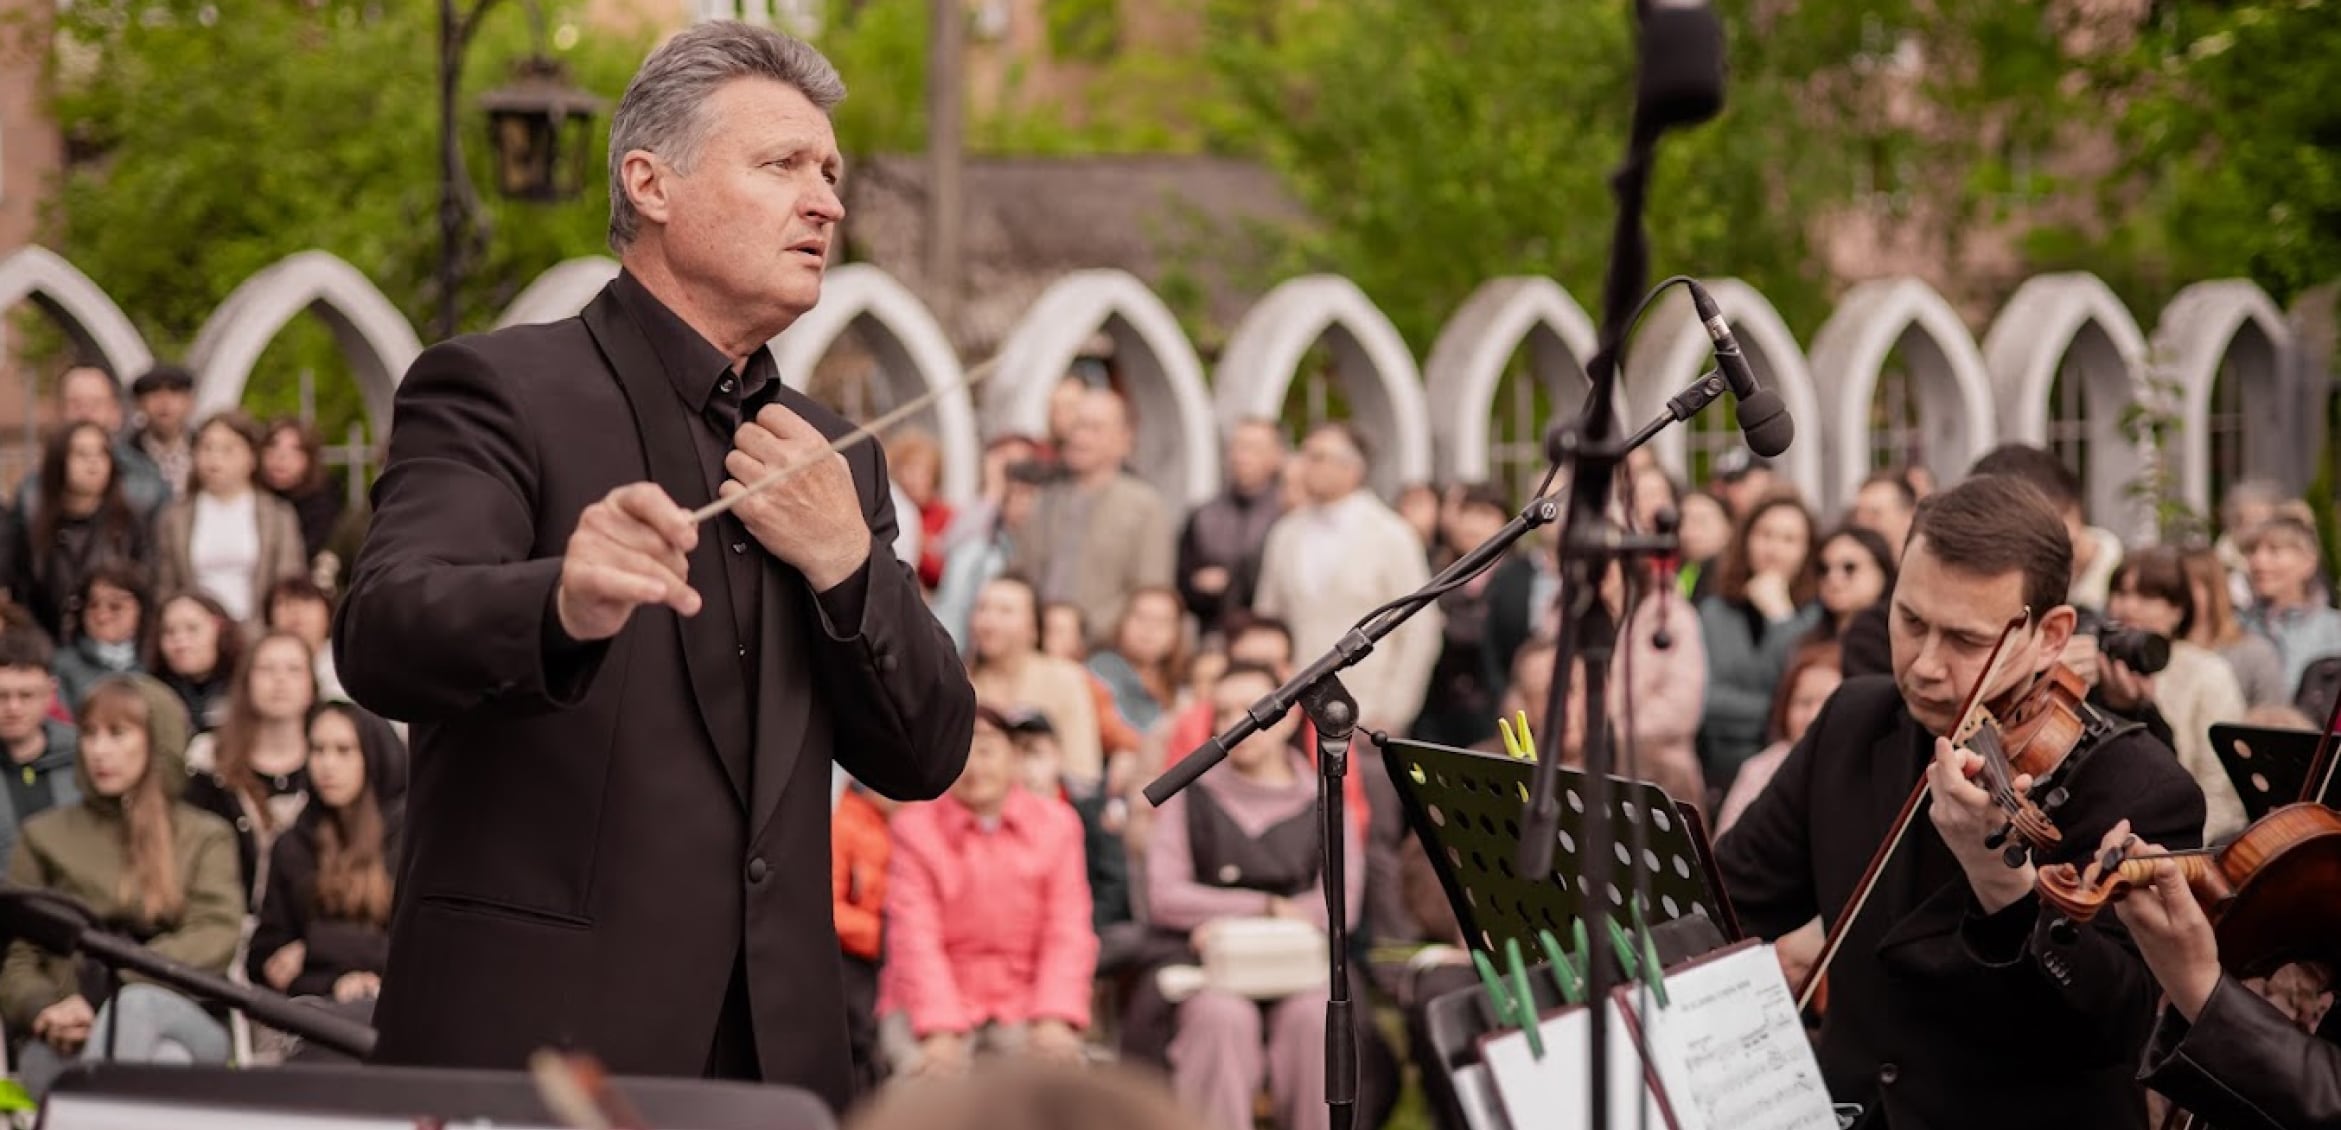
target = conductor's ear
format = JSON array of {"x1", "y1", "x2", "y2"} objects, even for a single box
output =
[{"x1": 622, "y1": 150, "x2": 674, "y2": 230}]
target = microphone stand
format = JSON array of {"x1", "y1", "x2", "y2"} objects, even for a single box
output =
[
  {"x1": 0, "y1": 883, "x2": 378, "y2": 1060},
  {"x1": 1143, "y1": 368, "x2": 1729, "y2": 1130}
]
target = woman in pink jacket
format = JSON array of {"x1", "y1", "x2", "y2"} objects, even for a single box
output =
[{"x1": 879, "y1": 706, "x2": 1098, "y2": 1078}]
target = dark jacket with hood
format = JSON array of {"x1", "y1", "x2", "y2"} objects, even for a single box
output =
[
  {"x1": 0, "y1": 675, "x2": 242, "y2": 1032},
  {"x1": 247, "y1": 706, "x2": 408, "y2": 999}
]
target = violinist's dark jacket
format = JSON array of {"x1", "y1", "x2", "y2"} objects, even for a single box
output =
[
  {"x1": 1718, "y1": 675, "x2": 2207, "y2": 1130},
  {"x1": 2140, "y1": 973, "x2": 2341, "y2": 1130}
]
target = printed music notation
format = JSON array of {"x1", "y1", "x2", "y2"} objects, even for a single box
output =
[{"x1": 1629, "y1": 943, "x2": 1838, "y2": 1130}]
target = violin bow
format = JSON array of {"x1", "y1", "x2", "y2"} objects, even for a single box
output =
[
  {"x1": 1793, "y1": 611, "x2": 2031, "y2": 1012},
  {"x1": 2299, "y1": 681, "x2": 2341, "y2": 806}
]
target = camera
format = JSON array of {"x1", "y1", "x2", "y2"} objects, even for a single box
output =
[
  {"x1": 1005, "y1": 458, "x2": 1064, "y2": 486},
  {"x1": 2075, "y1": 609, "x2": 2171, "y2": 676}
]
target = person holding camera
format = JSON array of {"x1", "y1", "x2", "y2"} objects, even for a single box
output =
[{"x1": 2099, "y1": 548, "x2": 2249, "y2": 842}]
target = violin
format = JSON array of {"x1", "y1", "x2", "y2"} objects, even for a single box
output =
[
  {"x1": 1797, "y1": 609, "x2": 2092, "y2": 1013},
  {"x1": 2037, "y1": 802, "x2": 2341, "y2": 982}
]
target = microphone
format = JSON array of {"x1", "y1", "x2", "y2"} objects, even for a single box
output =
[
  {"x1": 1635, "y1": 0, "x2": 1726, "y2": 135},
  {"x1": 1686, "y1": 280, "x2": 1794, "y2": 458}
]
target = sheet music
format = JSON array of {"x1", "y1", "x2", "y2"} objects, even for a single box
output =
[
  {"x1": 1482, "y1": 1004, "x2": 1672, "y2": 1130},
  {"x1": 1628, "y1": 943, "x2": 1837, "y2": 1130}
]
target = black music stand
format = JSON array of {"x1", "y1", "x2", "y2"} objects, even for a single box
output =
[
  {"x1": 39, "y1": 1062, "x2": 834, "y2": 1129},
  {"x1": 2209, "y1": 723, "x2": 2325, "y2": 823},
  {"x1": 1383, "y1": 739, "x2": 1736, "y2": 956}
]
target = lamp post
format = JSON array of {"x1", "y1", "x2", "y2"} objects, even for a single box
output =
[{"x1": 436, "y1": 0, "x2": 604, "y2": 341}]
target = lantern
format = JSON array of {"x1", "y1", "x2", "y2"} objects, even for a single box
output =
[{"x1": 479, "y1": 56, "x2": 605, "y2": 202}]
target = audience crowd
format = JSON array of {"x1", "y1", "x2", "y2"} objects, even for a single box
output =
[{"x1": 0, "y1": 361, "x2": 2332, "y2": 1130}]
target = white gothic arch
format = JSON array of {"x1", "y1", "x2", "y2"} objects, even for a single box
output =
[
  {"x1": 1423, "y1": 277, "x2": 1599, "y2": 485},
  {"x1": 986, "y1": 270, "x2": 1219, "y2": 508},
  {"x1": 0, "y1": 245, "x2": 155, "y2": 385},
  {"x1": 186, "y1": 250, "x2": 423, "y2": 436},
  {"x1": 2153, "y1": 280, "x2": 2293, "y2": 514},
  {"x1": 1213, "y1": 275, "x2": 1432, "y2": 497},
  {"x1": 497, "y1": 256, "x2": 621, "y2": 328},
  {"x1": 1627, "y1": 279, "x2": 1826, "y2": 503},
  {"x1": 1982, "y1": 272, "x2": 2151, "y2": 540},
  {"x1": 1807, "y1": 277, "x2": 1998, "y2": 511},
  {"x1": 769, "y1": 263, "x2": 978, "y2": 503}
]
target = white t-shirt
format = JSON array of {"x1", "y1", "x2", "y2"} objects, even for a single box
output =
[{"x1": 190, "y1": 490, "x2": 261, "y2": 622}]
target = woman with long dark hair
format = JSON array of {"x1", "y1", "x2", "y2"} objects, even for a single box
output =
[
  {"x1": 150, "y1": 591, "x2": 243, "y2": 732},
  {"x1": 1695, "y1": 492, "x2": 1820, "y2": 795},
  {"x1": 153, "y1": 411, "x2": 306, "y2": 628},
  {"x1": 258, "y1": 417, "x2": 344, "y2": 566},
  {"x1": 51, "y1": 563, "x2": 153, "y2": 712},
  {"x1": 182, "y1": 631, "x2": 318, "y2": 905},
  {"x1": 0, "y1": 675, "x2": 241, "y2": 1097},
  {"x1": 249, "y1": 701, "x2": 405, "y2": 1016},
  {"x1": 9, "y1": 421, "x2": 150, "y2": 641}
]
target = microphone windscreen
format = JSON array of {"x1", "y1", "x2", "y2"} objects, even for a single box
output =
[
  {"x1": 1738, "y1": 389, "x2": 1795, "y2": 458},
  {"x1": 1638, "y1": 1, "x2": 1726, "y2": 131}
]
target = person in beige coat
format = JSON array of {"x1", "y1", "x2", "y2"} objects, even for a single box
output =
[
  {"x1": 1009, "y1": 388, "x2": 1174, "y2": 652},
  {"x1": 152, "y1": 411, "x2": 306, "y2": 628},
  {"x1": 0, "y1": 674, "x2": 242, "y2": 1096}
]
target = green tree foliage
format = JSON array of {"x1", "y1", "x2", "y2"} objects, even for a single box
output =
[
  {"x1": 40, "y1": 0, "x2": 652, "y2": 442},
  {"x1": 1194, "y1": 0, "x2": 2082, "y2": 354}
]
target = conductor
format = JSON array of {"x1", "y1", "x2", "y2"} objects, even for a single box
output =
[{"x1": 333, "y1": 21, "x2": 976, "y2": 1111}]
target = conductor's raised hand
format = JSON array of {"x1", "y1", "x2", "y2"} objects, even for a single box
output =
[
  {"x1": 556, "y1": 482, "x2": 701, "y2": 641},
  {"x1": 722, "y1": 403, "x2": 872, "y2": 591}
]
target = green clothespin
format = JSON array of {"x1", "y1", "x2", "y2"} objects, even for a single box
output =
[
  {"x1": 1498, "y1": 711, "x2": 1536, "y2": 761},
  {"x1": 1606, "y1": 903, "x2": 1670, "y2": 1008},
  {"x1": 1471, "y1": 941, "x2": 1544, "y2": 1059},
  {"x1": 1536, "y1": 927, "x2": 1585, "y2": 1005}
]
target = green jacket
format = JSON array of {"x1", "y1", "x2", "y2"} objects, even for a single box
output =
[{"x1": 0, "y1": 674, "x2": 242, "y2": 1030}]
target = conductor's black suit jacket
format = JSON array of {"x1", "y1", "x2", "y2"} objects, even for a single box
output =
[
  {"x1": 1717, "y1": 675, "x2": 2205, "y2": 1130},
  {"x1": 333, "y1": 279, "x2": 975, "y2": 1110}
]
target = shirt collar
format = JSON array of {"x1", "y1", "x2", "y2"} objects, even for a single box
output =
[
  {"x1": 610, "y1": 269, "x2": 777, "y2": 415},
  {"x1": 943, "y1": 787, "x2": 1038, "y2": 840}
]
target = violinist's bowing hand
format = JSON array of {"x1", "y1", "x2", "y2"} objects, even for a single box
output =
[
  {"x1": 2103, "y1": 822, "x2": 2222, "y2": 1023},
  {"x1": 1926, "y1": 737, "x2": 2037, "y2": 912}
]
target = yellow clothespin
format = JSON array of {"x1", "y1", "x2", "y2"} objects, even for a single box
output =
[{"x1": 1498, "y1": 711, "x2": 1537, "y2": 762}]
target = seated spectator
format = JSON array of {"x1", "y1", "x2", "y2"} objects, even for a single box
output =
[
  {"x1": 2238, "y1": 516, "x2": 2341, "y2": 700},
  {"x1": 1717, "y1": 641, "x2": 1842, "y2": 836},
  {"x1": 0, "y1": 676, "x2": 240, "y2": 1097},
  {"x1": 1042, "y1": 602, "x2": 1089, "y2": 664},
  {"x1": 1004, "y1": 708, "x2": 1129, "y2": 932},
  {"x1": 264, "y1": 577, "x2": 344, "y2": 703},
  {"x1": 2183, "y1": 547, "x2": 2289, "y2": 710},
  {"x1": 247, "y1": 702, "x2": 405, "y2": 1023},
  {"x1": 257, "y1": 418, "x2": 345, "y2": 568},
  {"x1": 834, "y1": 774, "x2": 896, "y2": 1094},
  {"x1": 933, "y1": 435, "x2": 1043, "y2": 652},
  {"x1": 50, "y1": 564, "x2": 151, "y2": 714},
  {"x1": 968, "y1": 576, "x2": 1104, "y2": 789},
  {"x1": 1696, "y1": 493, "x2": 1820, "y2": 796},
  {"x1": 153, "y1": 411, "x2": 306, "y2": 627},
  {"x1": 1414, "y1": 484, "x2": 1510, "y2": 750},
  {"x1": 9, "y1": 422, "x2": 151, "y2": 643},
  {"x1": 880, "y1": 706, "x2": 1097, "y2": 1078},
  {"x1": 1674, "y1": 489, "x2": 1733, "y2": 602},
  {"x1": 1849, "y1": 469, "x2": 1918, "y2": 557},
  {"x1": 152, "y1": 592, "x2": 241, "y2": 731},
  {"x1": 1969, "y1": 443, "x2": 2123, "y2": 613},
  {"x1": 1805, "y1": 526, "x2": 1895, "y2": 646},
  {"x1": 183, "y1": 632, "x2": 319, "y2": 905},
  {"x1": 2106, "y1": 548, "x2": 2249, "y2": 842},
  {"x1": 0, "y1": 629, "x2": 80, "y2": 868},
  {"x1": 882, "y1": 426, "x2": 953, "y2": 591},
  {"x1": 1144, "y1": 661, "x2": 1365, "y2": 1130},
  {"x1": 1090, "y1": 587, "x2": 1188, "y2": 736}
]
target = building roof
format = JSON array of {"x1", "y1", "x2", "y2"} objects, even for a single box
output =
[{"x1": 839, "y1": 153, "x2": 1310, "y2": 356}]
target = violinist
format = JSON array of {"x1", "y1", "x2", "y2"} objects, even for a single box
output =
[
  {"x1": 2096, "y1": 820, "x2": 2341, "y2": 1130},
  {"x1": 1717, "y1": 474, "x2": 2207, "y2": 1130}
]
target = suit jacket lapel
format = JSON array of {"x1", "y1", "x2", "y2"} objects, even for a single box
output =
[
  {"x1": 747, "y1": 386, "x2": 826, "y2": 840},
  {"x1": 582, "y1": 289, "x2": 751, "y2": 808}
]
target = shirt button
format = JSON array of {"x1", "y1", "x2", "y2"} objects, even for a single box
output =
[
  {"x1": 732, "y1": 541, "x2": 747, "y2": 555},
  {"x1": 747, "y1": 857, "x2": 769, "y2": 884},
  {"x1": 1879, "y1": 1063, "x2": 1899, "y2": 1085},
  {"x1": 719, "y1": 378, "x2": 736, "y2": 393},
  {"x1": 737, "y1": 644, "x2": 748, "y2": 658}
]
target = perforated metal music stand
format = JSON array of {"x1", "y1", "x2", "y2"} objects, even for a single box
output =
[
  {"x1": 1382, "y1": 739, "x2": 1735, "y2": 957},
  {"x1": 2209, "y1": 723, "x2": 2326, "y2": 823}
]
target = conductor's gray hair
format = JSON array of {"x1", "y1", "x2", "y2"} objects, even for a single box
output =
[{"x1": 606, "y1": 20, "x2": 845, "y2": 252}]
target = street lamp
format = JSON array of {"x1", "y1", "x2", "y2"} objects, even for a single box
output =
[{"x1": 436, "y1": 0, "x2": 604, "y2": 339}]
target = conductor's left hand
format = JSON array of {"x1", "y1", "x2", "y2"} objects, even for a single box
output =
[{"x1": 722, "y1": 403, "x2": 872, "y2": 591}]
